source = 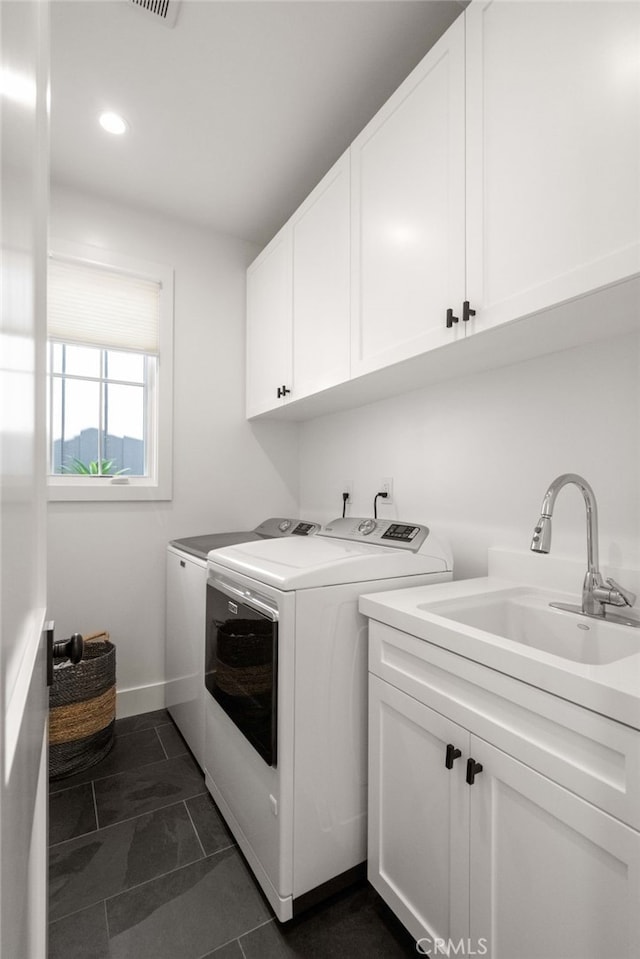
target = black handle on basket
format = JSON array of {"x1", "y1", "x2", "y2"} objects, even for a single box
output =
[{"x1": 53, "y1": 632, "x2": 84, "y2": 664}]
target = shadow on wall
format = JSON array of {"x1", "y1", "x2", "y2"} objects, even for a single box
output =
[{"x1": 248, "y1": 419, "x2": 300, "y2": 504}]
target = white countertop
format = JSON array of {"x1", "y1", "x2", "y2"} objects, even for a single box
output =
[{"x1": 359, "y1": 549, "x2": 640, "y2": 731}]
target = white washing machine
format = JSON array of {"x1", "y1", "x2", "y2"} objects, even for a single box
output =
[
  {"x1": 165, "y1": 518, "x2": 319, "y2": 766},
  {"x1": 204, "y1": 517, "x2": 453, "y2": 919}
]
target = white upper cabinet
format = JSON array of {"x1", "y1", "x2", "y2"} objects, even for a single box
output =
[
  {"x1": 246, "y1": 229, "x2": 292, "y2": 418},
  {"x1": 246, "y1": 152, "x2": 351, "y2": 417},
  {"x1": 246, "y1": 1, "x2": 640, "y2": 420},
  {"x1": 291, "y1": 151, "x2": 351, "y2": 400},
  {"x1": 350, "y1": 15, "x2": 466, "y2": 377},
  {"x1": 465, "y1": 0, "x2": 640, "y2": 334}
]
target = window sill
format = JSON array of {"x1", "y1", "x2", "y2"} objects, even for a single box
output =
[{"x1": 47, "y1": 476, "x2": 172, "y2": 502}]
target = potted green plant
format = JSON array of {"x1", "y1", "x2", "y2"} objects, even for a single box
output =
[{"x1": 60, "y1": 457, "x2": 130, "y2": 476}]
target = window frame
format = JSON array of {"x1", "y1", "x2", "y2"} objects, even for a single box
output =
[
  {"x1": 48, "y1": 341, "x2": 152, "y2": 477},
  {"x1": 47, "y1": 239, "x2": 174, "y2": 502}
]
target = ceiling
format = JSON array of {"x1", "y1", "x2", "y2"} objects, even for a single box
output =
[{"x1": 50, "y1": 0, "x2": 465, "y2": 248}]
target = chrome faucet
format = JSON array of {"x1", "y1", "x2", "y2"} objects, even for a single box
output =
[{"x1": 530, "y1": 473, "x2": 639, "y2": 626}]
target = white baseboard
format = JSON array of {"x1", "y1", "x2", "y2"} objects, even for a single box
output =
[{"x1": 116, "y1": 681, "x2": 166, "y2": 719}]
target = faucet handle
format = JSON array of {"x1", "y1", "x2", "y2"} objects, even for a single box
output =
[{"x1": 605, "y1": 578, "x2": 636, "y2": 608}]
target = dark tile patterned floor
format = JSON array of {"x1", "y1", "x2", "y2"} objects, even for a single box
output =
[{"x1": 49, "y1": 709, "x2": 418, "y2": 959}]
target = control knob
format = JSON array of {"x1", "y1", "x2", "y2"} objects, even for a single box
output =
[
  {"x1": 358, "y1": 519, "x2": 377, "y2": 536},
  {"x1": 278, "y1": 520, "x2": 292, "y2": 532}
]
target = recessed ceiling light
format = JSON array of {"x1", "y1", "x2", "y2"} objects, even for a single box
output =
[{"x1": 99, "y1": 111, "x2": 129, "y2": 135}]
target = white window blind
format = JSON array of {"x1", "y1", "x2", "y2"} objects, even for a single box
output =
[{"x1": 48, "y1": 257, "x2": 161, "y2": 354}]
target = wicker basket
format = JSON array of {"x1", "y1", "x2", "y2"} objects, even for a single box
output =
[{"x1": 49, "y1": 631, "x2": 116, "y2": 781}]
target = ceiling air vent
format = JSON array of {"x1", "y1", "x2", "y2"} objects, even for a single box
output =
[{"x1": 128, "y1": 0, "x2": 181, "y2": 29}]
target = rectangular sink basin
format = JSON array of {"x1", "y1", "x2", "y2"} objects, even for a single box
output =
[{"x1": 419, "y1": 588, "x2": 640, "y2": 665}]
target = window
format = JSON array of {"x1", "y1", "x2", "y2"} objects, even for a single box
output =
[
  {"x1": 48, "y1": 343, "x2": 148, "y2": 477},
  {"x1": 47, "y1": 241, "x2": 173, "y2": 501}
]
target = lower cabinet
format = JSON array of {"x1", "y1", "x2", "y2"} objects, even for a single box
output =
[
  {"x1": 369, "y1": 671, "x2": 640, "y2": 959},
  {"x1": 469, "y1": 738, "x2": 640, "y2": 959},
  {"x1": 368, "y1": 677, "x2": 470, "y2": 948}
]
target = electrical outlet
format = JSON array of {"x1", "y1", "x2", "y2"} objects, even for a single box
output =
[
  {"x1": 381, "y1": 476, "x2": 393, "y2": 505},
  {"x1": 342, "y1": 480, "x2": 353, "y2": 503}
]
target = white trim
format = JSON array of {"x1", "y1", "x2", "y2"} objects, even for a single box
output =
[
  {"x1": 49, "y1": 238, "x2": 170, "y2": 286},
  {"x1": 116, "y1": 680, "x2": 167, "y2": 719},
  {"x1": 4, "y1": 607, "x2": 47, "y2": 783},
  {"x1": 47, "y1": 239, "x2": 174, "y2": 502}
]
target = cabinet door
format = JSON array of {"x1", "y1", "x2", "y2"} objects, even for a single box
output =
[
  {"x1": 246, "y1": 228, "x2": 292, "y2": 418},
  {"x1": 469, "y1": 737, "x2": 640, "y2": 959},
  {"x1": 351, "y1": 15, "x2": 466, "y2": 378},
  {"x1": 368, "y1": 675, "x2": 470, "y2": 948},
  {"x1": 466, "y1": 0, "x2": 640, "y2": 335},
  {"x1": 292, "y1": 152, "x2": 350, "y2": 400},
  {"x1": 165, "y1": 550, "x2": 207, "y2": 767}
]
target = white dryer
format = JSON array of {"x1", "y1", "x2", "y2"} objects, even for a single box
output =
[
  {"x1": 165, "y1": 517, "x2": 319, "y2": 766},
  {"x1": 204, "y1": 517, "x2": 453, "y2": 919}
]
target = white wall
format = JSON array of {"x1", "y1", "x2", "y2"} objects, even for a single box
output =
[
  {"x1": 47, "y1": 188, "x2": 640, "y2": 715},
  {"x1": 299, "y1": 331, "x2": 640, "y2": 580},
  {"x1": 47, "y1": 186, "x2": 300, "y2": 714}
]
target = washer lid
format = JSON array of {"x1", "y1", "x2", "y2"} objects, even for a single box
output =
[
  {"x1": 208, "y1": 532, "x2": 451, "y2": 590},
  {"x1": 170, "y1": 530, "x2": 263, "y2": 559},
  {"x1": 170, "y1": 516, "x2": 319, "y2": 559}
]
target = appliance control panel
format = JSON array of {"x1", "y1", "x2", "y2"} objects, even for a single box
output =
[
  {"x1": 318, "y1": 517, "x2": 430, "y2": 552},
  {"x1": 254, "y1": 518, "x2": 321, "y2": 537}
]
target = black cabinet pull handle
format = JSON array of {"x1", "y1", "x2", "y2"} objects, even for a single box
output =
[
  {"x1": 446, "y1": 308, "x2": 459, "y2": 329},
  {"x1": 445, "y1": 743, "x2": 462, "y2": 769},
  {"x1": 277, "y1": 385, "x2": 291, "y2": 399},
  {"x1": 462, "y1": 300, "x2": 476, "y2": 323},
  {"x1": 466, "y1": 758, "x2": 484, "y2": 785}
]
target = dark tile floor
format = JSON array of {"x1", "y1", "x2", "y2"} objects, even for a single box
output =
[{"x1": 49, "y1": 709, "x2": 418, "y2": 959}]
